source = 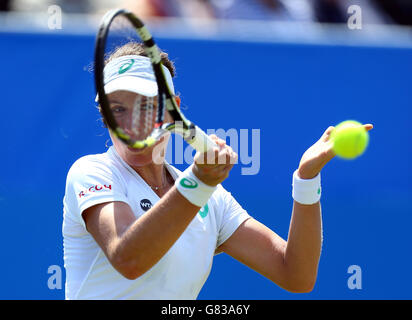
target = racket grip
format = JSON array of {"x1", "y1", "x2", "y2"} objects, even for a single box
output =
[{"x1": 188, "y1": 126, "x2": 217, "y2": 153}]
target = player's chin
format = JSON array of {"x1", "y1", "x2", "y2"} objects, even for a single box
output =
[
  {"x1": 125, "y1": 138, "x2": 167, "y2": 165},
  {"x1": 126, "y1": 145, "x2": 149, "y2": 154},
  {"x1": 126, "y1": 136, "x2": 166, "y2": 154}
]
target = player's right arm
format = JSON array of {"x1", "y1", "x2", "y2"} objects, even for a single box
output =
[
  {"x1": 83, "y1": 188, "x2": 200, "y2": 279},
  {"x1": 83, "y1": 137, "x2": 235, "y2": 280}
]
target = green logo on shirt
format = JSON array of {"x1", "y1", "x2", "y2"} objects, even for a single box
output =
[
  {"x1": 180, "y1": 178, "x2": 198, "y2": 189},
  {"x1": 198, "y1": 204, "x2": 209, "y2": 218}
]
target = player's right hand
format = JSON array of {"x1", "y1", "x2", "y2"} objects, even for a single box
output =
[{"x1": 192, "y1": 135, "x2": 237, "y2": 186}]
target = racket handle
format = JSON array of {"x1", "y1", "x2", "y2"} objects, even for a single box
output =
[{"x1": 188, "y1": 126, "x2": 217, "y2": 153}]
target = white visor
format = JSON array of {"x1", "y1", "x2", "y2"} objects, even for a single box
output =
[{"x1": 95, "y1": 54, "x2": 174, "y2": 102}]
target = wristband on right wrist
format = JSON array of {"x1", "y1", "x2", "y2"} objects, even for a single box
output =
[
  {"x1": 292, "y1": 170, "x2": 321, "y2": 205},
  {"x1": 175, "y1": 165, "x2": 217, "y2": 208}
]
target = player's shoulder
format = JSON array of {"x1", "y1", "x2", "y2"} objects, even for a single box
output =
[
  {"x1": 66, "y1": 149, "x2": 115, "y2": 179},
  {"x1": 70, "y1": 151, "x2": 109, "y2": 169}
]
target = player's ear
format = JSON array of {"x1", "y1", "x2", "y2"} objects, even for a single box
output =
[{"x1": 174, "y1": 95, "x2": 181, "y2": 108}]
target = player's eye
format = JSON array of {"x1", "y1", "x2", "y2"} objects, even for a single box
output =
[{"x1": 111, "y1": 105, "x2": 126, "y2": 114}]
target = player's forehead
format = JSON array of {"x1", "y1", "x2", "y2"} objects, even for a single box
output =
[{"x1": 107, "y1": 90, "x2": 157, "y2": 103}]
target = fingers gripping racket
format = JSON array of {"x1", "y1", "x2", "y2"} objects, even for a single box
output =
[{"x1": 94, "y1": 8, "x2": 216, "y2": 152}]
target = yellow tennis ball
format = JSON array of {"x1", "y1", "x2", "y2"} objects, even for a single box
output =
[{"x1": 330, "y1": 120, "x2": 369, "y2": 159}]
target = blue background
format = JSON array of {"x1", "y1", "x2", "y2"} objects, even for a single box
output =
[{"x1": 0, "y1": 27, "x2": 411, "y2": 299}]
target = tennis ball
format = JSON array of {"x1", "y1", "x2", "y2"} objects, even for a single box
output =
[{"x1": 330, "y1": 120, "x2": 369, "y2": 159}]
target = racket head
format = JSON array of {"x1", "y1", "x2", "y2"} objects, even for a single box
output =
[
  {"x1": 94, "y1": 9, "x2": 179, "y2": 149},
  {"x1": 94, "y1": 9, "x2": 217, "y2": 153}
]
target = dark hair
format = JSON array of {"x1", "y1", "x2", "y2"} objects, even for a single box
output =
[
  {"x1": 97, "y1": 42, "x2": 176, "y2": 127},
  {"x1": 105, "y1": 42, "x2": 176, "y2": 77}
]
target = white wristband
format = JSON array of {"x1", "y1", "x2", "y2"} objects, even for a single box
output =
[
  {"x1": 175, "y1": 165, "x2": 217, "y2": 207},
  {"x1": 292, "y1": 170, "x2": 321, "y2": 205}
]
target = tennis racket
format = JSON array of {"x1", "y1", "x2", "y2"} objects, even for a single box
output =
[{"x1": 94, "y1": 8, "x2": 216, "y2": 152}]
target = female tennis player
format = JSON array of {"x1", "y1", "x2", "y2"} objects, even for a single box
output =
[{"x1": 62, "y1": 43, "x2": 373, "y2": 299}]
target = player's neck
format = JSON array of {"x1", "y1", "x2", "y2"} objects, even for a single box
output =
[{"x1": 133, "y1": 161, "x2": 171, "y2": 191}]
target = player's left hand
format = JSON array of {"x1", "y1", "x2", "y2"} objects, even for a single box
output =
[{"x1": 297, "y1": 124, "x2": 374, "y2": 179}]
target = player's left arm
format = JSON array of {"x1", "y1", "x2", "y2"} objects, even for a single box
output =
[{"x1": 217, "y1": 124, "x2": 373, "y2": 293}]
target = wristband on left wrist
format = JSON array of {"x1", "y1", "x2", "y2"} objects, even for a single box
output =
[{"x1": 292, "y1": 170, "x2": 321, "y2": 205}]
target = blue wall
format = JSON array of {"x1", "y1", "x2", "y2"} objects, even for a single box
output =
[{"x1": 0, "y1": 29, "x2": 411, "y2": 299}]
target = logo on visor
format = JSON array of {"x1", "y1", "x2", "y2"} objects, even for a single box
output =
[{"x1": 118, "y1": 59, "x2": 135, "y2": 74}]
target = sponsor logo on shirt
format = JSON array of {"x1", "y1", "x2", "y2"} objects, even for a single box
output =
[
  {"x1": 78, "y1": 184, "x2": 112, "y2": 198},
  {"x1": 198, "y1": 204, "x2": 209, "y2": 218},
  {"x1": 140, "y1": 199, "x2": 153, "y2": 211}
]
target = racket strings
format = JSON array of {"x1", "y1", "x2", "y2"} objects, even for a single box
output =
[
  {"x1": 145, "y1": 96, "x2": 155, "y2": 137},
  {"x1": 104, "y1": 14, "x2": 157, "y2": 144},
  {"x1": 101, "y1": 12, "x2": 170, "y2": 147},
  {"x1": 131, "y1": 94, "x2": 141, "y2": 138},
  {"x1": 130, "y1": 95, "x2": 157, "y2": 141},
  {"x1": 105, "y1": 16, "x2": 139, "y2": 62}
]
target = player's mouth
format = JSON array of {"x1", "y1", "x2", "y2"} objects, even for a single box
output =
[
  {"x1": 127, "y1": 146, "x2": 146, "y2": 153},
  {"x1": 126, "y1": 136, "x2": 165, "y2": 153}
]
